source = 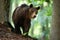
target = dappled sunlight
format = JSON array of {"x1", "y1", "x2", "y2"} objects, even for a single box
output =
[{"x1": 9, "y1": 0, "x2": 53, "y2": 40}]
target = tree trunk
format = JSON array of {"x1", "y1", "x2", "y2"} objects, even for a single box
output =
[
  {"x1": 0, "y1": 0, "x2": 10, "y2": 22},
  {"x1": 50, "y1": 0, "x2": 60, "y2": 40}
]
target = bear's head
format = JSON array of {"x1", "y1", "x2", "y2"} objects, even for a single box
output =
[{"x1": 28, "y1": 4, "x2": 40, "y2": 19}]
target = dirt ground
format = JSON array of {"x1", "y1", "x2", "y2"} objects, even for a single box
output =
[{"x1": 0, "y1": 22, "x2": 37, "y2": 40}]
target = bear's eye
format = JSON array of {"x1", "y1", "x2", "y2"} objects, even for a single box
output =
[
  {"x1": 34, "y1": 11, "x2": 37, "y2": 14},
  {"x1": 36, "y1": 12, "x2": 37, "y2": 14}
]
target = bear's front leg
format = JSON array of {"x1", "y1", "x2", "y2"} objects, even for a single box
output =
[
  {"x1": 15, "y1": 25, "x2": 21, "y2": 34},
  {"x1": 23, "y1": 19, "x2": 31, "y2": 37}
]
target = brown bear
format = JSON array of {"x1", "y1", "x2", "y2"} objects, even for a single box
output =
[{"x1": 12, "y1": 4, "x2": 40, "y2": 36}]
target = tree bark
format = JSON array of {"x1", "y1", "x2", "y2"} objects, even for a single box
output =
[
  {"x1": 50, "y1": 0, "x2": 60, "y2": 40},
  {"x1": 0, "y1": 0, "x2": 10, "y2": 22}
]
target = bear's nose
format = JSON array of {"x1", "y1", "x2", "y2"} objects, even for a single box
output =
[{"x1": 33, "y1": 16, "x2": 36, "y2": 18}]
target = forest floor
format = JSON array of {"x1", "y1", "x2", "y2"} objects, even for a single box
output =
[{"x1": 0, "y1": 22, "x2": 37, "y2": 40}]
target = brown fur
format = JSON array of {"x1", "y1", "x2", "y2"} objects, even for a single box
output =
[{"x1": 12, "y1": 4, "x2": 40, "y2": 36}]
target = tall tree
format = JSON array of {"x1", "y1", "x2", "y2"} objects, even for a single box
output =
[
  {"x1": 0, "y1": 0, "x2": 10, "y2": 22},
  {"x1": 50, "y1": 0, "x2": 60, "y2": 40}
]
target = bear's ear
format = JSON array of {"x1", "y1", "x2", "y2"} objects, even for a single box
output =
[
  {"x1": 30, "y1": 4, "x2": 33, "y2": 8},
  {"x1": 36, "y1": 6, "x2": 40, "y2": 10}
]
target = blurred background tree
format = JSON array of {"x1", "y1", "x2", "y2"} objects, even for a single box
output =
[{"x1": 9, "y1": 0, "x2": 53, "y2": 40}]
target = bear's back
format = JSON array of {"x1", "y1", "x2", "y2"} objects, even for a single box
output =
[
  {"x1": 12, "y1": 4, "x2": 29, "y2": 26},
  {"x1": 12, "y1": 4, "x2": 29, "y2": 19}
]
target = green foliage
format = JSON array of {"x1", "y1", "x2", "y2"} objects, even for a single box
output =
[
  {"x1": 9, "y1": 0, "x2": 53, "y2": 40},
  {"x1": 40, "y1": 0, "x2": 45, "y2": 4}
]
